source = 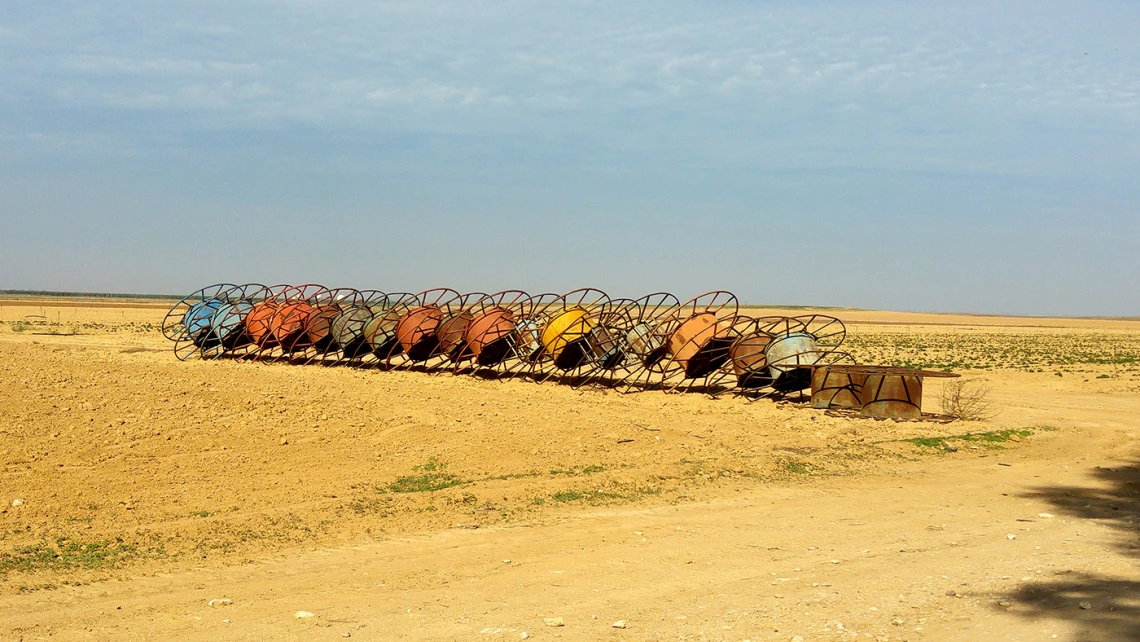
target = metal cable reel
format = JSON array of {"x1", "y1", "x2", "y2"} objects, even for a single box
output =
[
  {"x1": 603, "y1": 292, "x2": 683, "y2": 390},
  {"x1": 389, "y1": 288, "x2": 463, "y2": 369},
  {"x1": 757, "y1": 314, "x2": 847, "y2": 395},
  {"x1": 241, "y1": 284, "x2": 291, "y2": 359},
  {"x1": 194, "y1": 282, "x2": 267, "y2": 361},
  {"x1": 527, "y1": 288, "x2": 612, "y2": 385},
  {"x1": 158, "y1": 284, "x2": 865, "y2": 402},
  {"x1": 726, "y1": 315, "x2": 787, "y2": 395},
  {"x1": 328, "y1": 289, "x2": 386, "y2": 365},
  {"x1": 450, "y1": 290, "x2": 532, "y2": 375},
  {"x1": 498, "y1": 292, "x2": 559, "y2": 378},
  {"x1": 617, "y1": 291, "x2": 738, "y2": 394},
  {"x1": 165, "y1": 283, "x2": 239, "y2": 361},
  {"x1": 162, "y1": 282, "x2": 235, "y2": 340},
  {"x1": 362, "y1": 292, "x2": 416, "y2": 367},
  {"x1": 567, "y1": 296, "x2": 636, "y2": 389},
  {"x1": 432, "y1": 291, "x2": 487, "y2": 369},
  {"x1": 296, "y1": 287, "x2": 362, "y2": 365},
  {"x1": 261, "y1": 284, "x2": 329, "y2": 360}
]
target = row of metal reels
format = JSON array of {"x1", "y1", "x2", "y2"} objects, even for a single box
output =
[{"x1": 161, "y1": 285, "x2": 851, "y2": 397}]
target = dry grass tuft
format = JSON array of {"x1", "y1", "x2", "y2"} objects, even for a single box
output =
[{"x1": 940, "y1": 379, "x2": 996, "y2": 421}]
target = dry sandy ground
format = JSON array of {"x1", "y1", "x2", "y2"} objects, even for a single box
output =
[{"x1": 1, "y1": 299, "x2": 1138, "y2": 641}]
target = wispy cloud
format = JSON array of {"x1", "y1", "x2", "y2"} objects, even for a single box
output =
[{"x1": 1, "y1": 1, "x2": 1138, "y2": 313}]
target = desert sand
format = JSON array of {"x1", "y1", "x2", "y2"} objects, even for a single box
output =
[{"x1": 1, "y1": 298, "x2": 1138, "y2": 641}]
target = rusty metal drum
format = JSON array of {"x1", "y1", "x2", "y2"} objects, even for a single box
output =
[
  {"x1": 304, "y1": 304, "x2": 342, "y2": 348},
  {"x1": 730, "y1": 333, "x2": 773, "y2": 389},
  {"x1": 810, "y1": 365, "x2": 865, "y2": 409},
  {"x1": 270, "y1": 301, "x2": 316, "y2": 352},
  {"x1": 437, "y1": 310, "x2": 474, "y2": 356},
  {"x1": 465, "y1": 307, "x2": 516, "y2": 364},
  {"x1": 669, "y1": 313, "x2": 732, "y2": 378},
  {"x1": 396, "y1": 305, "x2": 444, "y2": 361},
  {"x1": 860, "y1": 372, "x2": 923, "y2": 419},
  {"x1": 245, "y1": 301, "x2": 279, "y2": 346}
]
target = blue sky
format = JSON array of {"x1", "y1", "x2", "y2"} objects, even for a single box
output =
[{"x1": 1, "y1": 1, "x2": 1138, "y2": 315}]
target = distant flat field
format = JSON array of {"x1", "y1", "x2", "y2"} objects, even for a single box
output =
[{"x1": 1, "y1": 299, "x2": 1138, "y2": 641}]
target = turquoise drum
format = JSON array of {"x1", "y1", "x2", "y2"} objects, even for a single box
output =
[{"x1": 183, "y1": 300, "x2": 223, "y2": 341}]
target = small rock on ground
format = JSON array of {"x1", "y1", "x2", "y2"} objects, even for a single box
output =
[{"x1": 544, "y1": 617, "x2": 565, "y2": 627}]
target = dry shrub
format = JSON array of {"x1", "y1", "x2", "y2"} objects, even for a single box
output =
[{"x1": 940, "y1": 378, "x2": 996, "y2": 421}]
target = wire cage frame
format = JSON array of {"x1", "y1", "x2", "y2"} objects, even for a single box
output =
[
  {"x1": 429, "y1": 291, "x2": 487, "y2": 370},
  {"x1": 292, "y1": 287, "x2": 365, "y2": 365},
  {"x1": 193, "y1": 283, "x2": 269, "y2": 361},
  {"x1": 327, "y1": 289, "x2": 388, "y2": 366},
  {"x1": 165, "y1": 283, "x2": 240, "y2": 361},
  {"x1": 492, "y1": 292, "x2": 560, "y2": 379},
  {"x1": 160, "y1": 284, "x2": 882, "y2": 406},
  {"x1": 385, "y1": 288, "x2": 464, "y2": 370},
  {"x1": 255, "y1": 284, "x2": 330, "y2": 361},
  {"x1": 526, "y1": 288, "x2": 613, "y2": 386},
  {"x1": 754, "y1": 314, "x2": 848, "y2": 396},
  {"x1": 360, "y1": 292, "x2": 417, "y2": 368},
  {"x1": 448, "y1": 290, "x2": 535, "y2": 375},
  {"x1": 616, "y1": 290, "x2": 739, "y2": 394}
]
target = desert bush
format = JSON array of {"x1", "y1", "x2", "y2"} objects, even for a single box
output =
[{"x1": 940, "y1": 379, "x2": 996, "y2": 421}]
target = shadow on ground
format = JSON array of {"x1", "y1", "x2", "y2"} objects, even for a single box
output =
[{"x1": 1001, "y1": 460, "x2": 1140, "y2": 641}]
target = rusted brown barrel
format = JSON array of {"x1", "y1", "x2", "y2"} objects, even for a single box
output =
[
  {"x1": 270, "y1": 301, "x2": 316, "y2": 352},
  {"x1": 860, "y1": 372, "x2": 923, "y2": 419},
  {"x1": 730, "y1": 333, "x2": 773, "y2": 389},
  {"x1": 396, "y1": 305, "x2": 444, "y2": 361},
  {"x1": 465, "y1": 307, "x2": 515, "y2": 365},
  {"x1": 245, "y1": 301, "x2": 278, "y2": 346},
  {"x1": 437, "y1": 310, "x2": 474, "y2": 357},
  {"x1": 669, "y1": 313, "x2": 732, "y2": 378},
  {"x1": 304, "y1": 304, "x2": 342, "y2": 349},
  {"x1": 810, "y1": 365, "x2": 865, "y2": 409}
]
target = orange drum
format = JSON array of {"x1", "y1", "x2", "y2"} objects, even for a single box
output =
[
  {"x1": 665, "y1": 310, "x2": 729, "y2": 374},
  {"x1": 245, "y1": 301, "x2": 278, "y2": 345},
  {"x1": 465, "y1": 307, "x2": 515, "y2": 364},
  {"x1": 304, "y1": 304, "x2": 342, "y2": 346},
  {"x1": 396, "y1": 305, "x2": 444, "y2": 360},
  {"x1": 270, "y1": 302, "x2": 315, "y2": 340},
  {"x1": 270, "y1": 301, "x2": 316, "y2": 351},
  {"x1": 810, "y1": 366, "x2": 865, "y2": 409}
]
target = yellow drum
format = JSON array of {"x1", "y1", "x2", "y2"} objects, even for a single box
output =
[{"x1": 540, "y1": 307, "x2": 596, "y2": 359}]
